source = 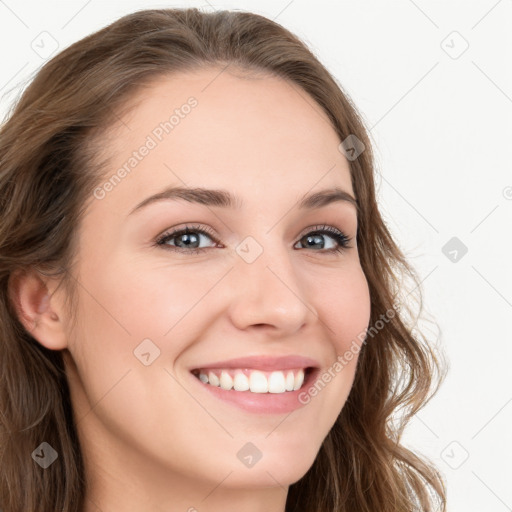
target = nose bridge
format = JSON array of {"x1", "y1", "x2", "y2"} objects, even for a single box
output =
[{"x1": 227, "y1": 235, "x2": 316, "y2": 332}]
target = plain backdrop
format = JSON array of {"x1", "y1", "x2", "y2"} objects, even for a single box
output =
[{"x1": 1, "y1": 1, "x2": 511, "y2": 510}]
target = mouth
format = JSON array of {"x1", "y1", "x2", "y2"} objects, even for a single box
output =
[
  {"x1": 188, "y1": 354, "x2": 321, "y2": 414},
  {"x1": 190, "y1": 366, "x2": 315, "y2": 394}
]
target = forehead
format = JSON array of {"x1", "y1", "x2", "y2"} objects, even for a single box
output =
[{"x1": 93, "y1": 66, "x2": 354, "y2": 215}]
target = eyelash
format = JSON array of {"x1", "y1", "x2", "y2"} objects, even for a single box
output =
[{"x1": 155, "y1": 223, "x2": 352, "y2": 256}]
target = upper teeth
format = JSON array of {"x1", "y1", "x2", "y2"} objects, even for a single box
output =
[{"x1": 196, "y1": 368, "x2": 306, "y2": 394}]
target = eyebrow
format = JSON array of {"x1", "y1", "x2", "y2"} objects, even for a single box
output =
[{"x1": 128, "y1": 185, "x2": 358, "y2": 216}]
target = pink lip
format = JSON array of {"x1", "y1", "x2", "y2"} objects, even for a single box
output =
[{"x1": 190, "y1": 355, "x2": 320, "y2": 372}]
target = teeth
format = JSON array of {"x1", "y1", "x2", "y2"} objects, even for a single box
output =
[
  {"x1": 195, "y1": 368, "x2": 309, "y2": 394},
  {"x1": 268, "y1": 371, "x2": 286, "y2": 393},
  {"x1": 208, "y1": 371, "x2": 220, "y2": 387},
  {"x1": 233, "y1": 372, "x2": 250, "y2": 391},
  {"x1": 293, "y1": 369, "x2": 305, "y2": 390},
  {"x1": 249, "y1": 370, "x2": 268, "y2": 393},
  {"x1": 219, "y1": 371, "x2": 233, "y2": 390},
  {"x1": 285, "y1": 371, "x2": 295, "y2": 391}
]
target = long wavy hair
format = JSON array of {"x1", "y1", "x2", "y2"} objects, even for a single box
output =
[{"x1": 0, "y1": 7, "x2": 446, "y2": 511}]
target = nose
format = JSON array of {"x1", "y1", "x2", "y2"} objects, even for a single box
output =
[{"x1": 226, "y1": 243, "x2": 318, "y2": 336}]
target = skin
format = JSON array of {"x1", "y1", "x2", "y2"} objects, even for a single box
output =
[{"x1": 13, "y1": 67, "x2": 371, "y2": 512}]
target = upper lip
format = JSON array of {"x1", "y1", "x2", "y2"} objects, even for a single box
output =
[{"x1": 190, "y1": 355, "x2": 320, "y2": 372}]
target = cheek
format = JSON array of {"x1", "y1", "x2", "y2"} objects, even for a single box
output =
[
  {"x1": 66, "y1": 258, "x2": 228, "y2": 412},
  {"x1": 299, "y1": 265, "x2": 371, "y2": 413},
  {"x1": 64, "y1": 260, "x2": 224, "y2": 462},
  {"x1": 75, "y1": 257, "x2": 217, "y2": 348},
  {"x1": 311, "y1": 264, "x2": 371, "y2": 351}
]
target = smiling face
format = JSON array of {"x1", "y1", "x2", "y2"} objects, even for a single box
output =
[{"x1": 61, "y1": 66, "x2": 371, "y2": 506}]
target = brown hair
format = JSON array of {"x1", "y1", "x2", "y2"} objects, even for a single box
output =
[{"x1": 0, "y1": 7, "x2": 446, "y2": 511}]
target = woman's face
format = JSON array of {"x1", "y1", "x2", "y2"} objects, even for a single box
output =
[{"x1": 63, "y1": 67, "x2": 371, "y2": 504}]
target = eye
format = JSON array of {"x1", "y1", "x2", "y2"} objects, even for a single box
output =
[
  {"x1": 155, "y1": 223, "x2": 352, "y2": 255},
  {"x1": 294, "y1": 224, "x2": 352, "y2": 254},
  {"x1": 155, "y1": 224, "x2": 221, "y2": 254}
]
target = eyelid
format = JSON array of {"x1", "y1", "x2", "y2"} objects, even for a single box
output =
[
  {"x1": 297, "y1": 223, "x2": 348, "y2": 240},
  {"x1": 155, "y1": 223, "x2": 221, "y2": 247}
]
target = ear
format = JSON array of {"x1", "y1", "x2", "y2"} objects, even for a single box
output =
[{"x1": 8, "y1": 268, "x2": 68, "y2": 350}]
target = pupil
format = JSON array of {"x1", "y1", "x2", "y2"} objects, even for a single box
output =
[
  {"x1": 179, "y1": 233, "x2": 199, "y2": 248},
  {"x1": 305, "y1": 234, "x2": 324, "y2": 249}
]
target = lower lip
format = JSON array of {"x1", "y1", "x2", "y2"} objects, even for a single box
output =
[{"x1": 190, "y1": 368, "x2": 319, "y2": 414}]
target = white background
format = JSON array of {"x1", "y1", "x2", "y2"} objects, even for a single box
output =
[{"x1": 1, "y1": 1, "x2": 511, "y2": 510}]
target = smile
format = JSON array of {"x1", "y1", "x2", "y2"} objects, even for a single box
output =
[{"x1": 191, "y1": 367, "x2": 310, "y2": 394}]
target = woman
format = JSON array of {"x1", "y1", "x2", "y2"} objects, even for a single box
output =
[{"x1": 0, "y1": 7, "x2": 446, "y2": 512}]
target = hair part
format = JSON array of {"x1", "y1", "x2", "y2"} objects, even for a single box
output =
[{"x1": 0, "y1": 7, "x2": 446, "y2": 511}]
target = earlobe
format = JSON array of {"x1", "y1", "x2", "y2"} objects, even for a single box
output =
[{"x1": 8, "y1": 268, "x2": 68, "y2": 350}]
